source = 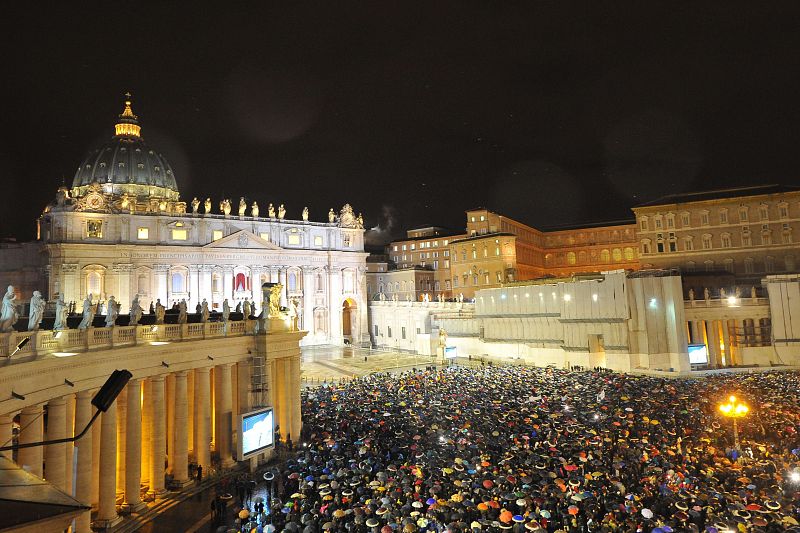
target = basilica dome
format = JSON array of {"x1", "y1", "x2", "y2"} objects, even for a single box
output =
[{"x1": 71, "y1": 96, "x2": 180, "y2": 201}]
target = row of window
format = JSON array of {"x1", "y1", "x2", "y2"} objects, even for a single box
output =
[
  {"x1": 643, "y1": 228, "x2": 793, "y2": 253},
  {"x1": 452, "y1": 271, "x2": 507, "y2": 287},
  {"x1": 545, "y1": 247, "x2": 636, "y2": 266},
  {"x1": 640, "y1": 203, "x2": 792, "y2": 231},
  {"x1": 87, "y1": 220, "x2": 334, "y2": 247},
  {"x1": 373, "y1": 325, "x2": 413, "y2": 340},
  {"x1": 683, "y1": 255, "x2": 795, "y2": 274},
  {"x1": 393, "y1": 239, "x2": 450, "y2": 252}
]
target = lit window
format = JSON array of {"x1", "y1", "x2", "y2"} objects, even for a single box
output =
[
  {"x1": 212, "y1": 230, "x2": 223, "y2": 241},
  {"x1": 721, "y1": 234, "x2": 732, "y2": 248},
  {"x1": 137, "y1": 227, "x2": 149, "y2": 240},
  {"x1": 259, "y1": 232, "x2": 270, "y2": 241},
  {"x1": 655, "y1": 218, "x2": 662, "y2": 229},
  {"x1": 702, "y1": 235, "x2": 712, "y2": 249},
  {"x1": 87, "y1": 271, "x2": 102, "y2": 295},
  {"x1": 739, "y1": 207, "x2": 748, "y2": 222},
  {"x1": 288, "y1": 234, "x2": 301, "y2": 245},
  {"x1": 612, "y1": 248, "x2": 622, "y2": 261},
  {"x1": 314, "y1": 235, "x2": 323, "y2": 246},
  {"x1": 681, "y1": 213, "x2": 690, "y2": 227},
  {"x1": 172, "y1": 229, "x2": 188, "y2": 241},
  {"x1": 639, "y1": 218, "x2": 648, "y2": 231},
  {"x1": 719, "y1": 210, "x2": 728, "y2": 224},
  {"x1": 684, "y1": 238, "x2": 693, "y2": 251},
  {"x1": 779, "y1": 205, "x2": 789, "y2": 218},
  {"x1": 701, "y1": 212, "x2": 709, "y2": 225},
  {"x1": 87, "y1": 220, "x2": 103, "y2": 238},
  {"x1": 760, "y1": 206, "x2": 769, "y2": 221},
  {"x1": 480, "y1": 215, "x2": 485, "y2": 221}
]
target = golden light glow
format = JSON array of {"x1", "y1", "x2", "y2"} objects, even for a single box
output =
[
  {"x1": 718, "y1": 395, "x2": 749, "y2": 417},
  {"x1": 115, "y1": 122, "x2": 141, "y2": 137}
]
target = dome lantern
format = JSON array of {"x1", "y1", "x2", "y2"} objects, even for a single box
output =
[{"x1": 114, "y1": 92, "x2": 141, "y2": 137}]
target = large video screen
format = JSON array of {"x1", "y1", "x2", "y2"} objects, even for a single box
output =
[
  {"x1": 688, "y1": 344, "x2": 709, "y2": 365},
  {"x1": 240, "y1": 408, "x2": 274, "y2": 459}
]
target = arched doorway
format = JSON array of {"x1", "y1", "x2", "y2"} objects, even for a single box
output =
[{"x1": 342, "y1": 298, "x2": 357, "y2": 343}]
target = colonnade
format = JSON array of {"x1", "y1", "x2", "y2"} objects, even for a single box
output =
[
  {"x1": 2, "y1": 363, "x2": 248, "y2": 532},
  {"x1": 687, "y1": 317, "x2": 771, "y2": 367}
]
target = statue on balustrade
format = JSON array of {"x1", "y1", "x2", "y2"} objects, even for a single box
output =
[
  {"x1": 220, "y1": 198, "x2": 232, "y2": 216},
  {"x1": 751, "y1": 286, "x2": 758, "y2": 299},
  {"x1": 688, "y1": 288, "x2": 695, "y2": 301},
  {"x1": 235, "y1": 301, "x2": 242, "y2": 314},
  {"x1": 438, "y1": 294, "x2": 444, "y2": 303},
  {"x1": 53, "y1": 293, "x2": 68, "y2": 330},
  {"x1": 129, "y1": 296, "x2": 143, "y2": 326},
  {"x1": 155, "y1": 299, "x2": 166, "y2": 325},
  {"x1": 77, "y1": 294, "x2": 95, "y2": 330},
  {"x1": 27, "y1": 291, "x2": 45, "y2": 331},
  {"x1": 177, "y1": 299, "x2": 188, "y2": 324},
  {"x1": 191, "y1": 197, "x2": 200, "y2": 214},
  {"x1": 302, "y1": 206, "x2": 309, "y2": 221},
  {"x1": 720, "y1": 288, "x2": 727, "y2": 298},
  {"x1": 222, "y1": 299, "x2": 230, "y2": 323},
  {"x1": 204, "y1": 197, "x2": 212, "y2": 214},
  {"x1": 268, "y1": 203, "x2": 276, "y2": 218},
  {"x1": 104, "y1": 296, "x2": 119, "y2": 327},
  {"x1": 268, "y1": 284, "x2": 283, "y2": 318},
  {"x1": 251, "y1": 201, "x2": 259, "y2": 218},
  {"x1": 239, "y1": 197, "x2": 247, "y2": 217},
  {"x1": 288, "y1": 298, "x2": 299, "y2": 331},
  {"x1": 278, "y1": 204, "x2": 286, "y2": 220},
  {"x1": 242, "y1": 299, "x2": 251, "y2": 319},
  {"x1": 704, "y1": 288, "x2": 710, "y2": 302},
  {"x1": 201, "y1": 299, "x2": 210, "y2": 323},
  {"x1": 328, "y1": 208, "x2": 336, "y2": 223}
]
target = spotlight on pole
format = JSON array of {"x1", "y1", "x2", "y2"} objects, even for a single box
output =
[{"x1": 3, "y1": 337, "x2": 31, "y2": 358}]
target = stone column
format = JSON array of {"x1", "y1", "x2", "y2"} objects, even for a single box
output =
[
  {"x1": 166, "y1": 373, "x2": 175, "y2": 474},
  {"x1": 690, "y1": 320, "x2": 702, "y2": 345},
  {"x1": 290, "y1": 355, "x2": 302, "y2": 444},
  {"x1": 115, "y1": 385, "x2": 127, "y2": 497},
  {"x1": 214, "y1": 364, "x2": 234, "y2": 466},
  {"x1": 194, "y1": 367, "x2": 211, "y2": 470},
  {"x1": 64, "y1": 393, "x2": 75, "y2": 496},
  {"x1": 141, "y1": 379, "x2": 151, "y2": 487},
  {"x1": 0, "y1": 414, "x2": 13, "y2": 459},
  {"x1": 279, "y1": 267, "x2": 288, "y2": 307},
  {"x1": 250, "y1": 267, "x2": 261, "y2": 304},
  {"x1": 223, "y1": 267, "x2": 234, "y2": 303},
  {"x1": 153, "y1": 264, "x2": 169, "y2": 307},
  {"x1": 187, "y1": 370, "x2": 195, "y2": 459},
  {"x1": 722, "y1": 320, "x2": 734, "y2": 366},
  {"x1": 189, "y1": 265, "x2": 201, "y2": 308},
  {"x1": 173, "y1": 371, "x2": 190, "y2": 484},
  {"x1": 91, "y1": 399, "x2": 101, "y2": 505},
  {"x1": 18, "y1": 404, "x2": 43, "y2": 478},
  {"x1": 148, "y1": 375, "x2": 166, "y2": 497},
  {"x1": 73, "y1": 390, "x2": 93, "y2": 533},
  {"x1": 707, "y1": 320, "x2": 722, "y2": 368},
  {"x1": 45, "y1": 397, "x2": 68, "y2": 491},
  {"x1": 272, "y1": 359, "x2": 286, "y2": 440},
  {"x1": 303, "y1": 268, "x2": 315, "y2": 332},
  {"x1": 95, "y1": 399, "x2": 118, "y2": 527},
  {"x1": 123, "y1": 379, "x2": 145, "y2": 512},
  {"x1": 282, "y1": 359, "x2": 293, "y2": 442}
]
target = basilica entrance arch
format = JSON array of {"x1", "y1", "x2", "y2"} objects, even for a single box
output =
[{"x1": 342, "y1": 298, "x2": 357, "y2": 343}]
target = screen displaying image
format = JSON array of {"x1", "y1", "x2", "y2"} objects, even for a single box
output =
[
  {"x1": 688, "y1": 344, "x2": 708, "y2": 365},
  {"x1": 444, "y1": 346, "x2": 457, "y2": 359},
  {"x1": 240, "y1": 408, "x2": 274, "y2": 458}
]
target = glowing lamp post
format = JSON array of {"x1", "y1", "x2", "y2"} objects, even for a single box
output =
[{"x1": 718, "y1": 395, "x2": 748, "y2": 450}]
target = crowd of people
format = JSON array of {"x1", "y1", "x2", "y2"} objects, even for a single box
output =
[{"x1": 251, "y1": 366, "x2": 800, "y2": 532}]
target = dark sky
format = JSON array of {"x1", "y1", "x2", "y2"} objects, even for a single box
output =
[{"x1": 2, "y1": 3, "x2": 799, "y2": 243}]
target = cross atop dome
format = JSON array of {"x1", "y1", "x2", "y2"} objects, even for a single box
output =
[{"x1": 115, "y1": 92, "x2": 141, "y2": 137}]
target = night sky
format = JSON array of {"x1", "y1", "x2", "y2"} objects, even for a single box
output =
[{"x1": 2, "y1": 3, "x2": 799, "y2": 244}]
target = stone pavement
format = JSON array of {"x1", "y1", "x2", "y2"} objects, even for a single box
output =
[{"x1": 300, "y1": 345, "x2": 436, "y2": 384}]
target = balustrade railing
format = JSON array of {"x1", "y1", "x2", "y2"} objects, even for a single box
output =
[{"x1": 1, "y1": 319, "x2": 257, "y2": 359}]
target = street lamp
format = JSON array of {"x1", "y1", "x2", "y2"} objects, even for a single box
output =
[{"x1": 718, "y1": 394, "x2": 749, "y2": 451}]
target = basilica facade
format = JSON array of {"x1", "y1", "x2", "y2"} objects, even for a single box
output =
[{"x1": 13, "y1": 96, "x2": 369, "y2": 346}]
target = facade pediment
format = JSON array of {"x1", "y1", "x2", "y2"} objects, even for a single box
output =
[{"x1": 203, "y1": 230, "x2": 282, "y2": 250}]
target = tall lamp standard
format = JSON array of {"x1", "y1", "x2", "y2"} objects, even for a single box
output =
[{"x1": 718, "y1": 395, "x2": 749, "y2": 451}]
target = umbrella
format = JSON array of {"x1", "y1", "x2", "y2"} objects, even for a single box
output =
[
  {"x1": 567, "y1": 505, "x2": 579, "y2": 516},
  {"x1": 641, "y1": 508, "x2": 653, "y2": 519}
]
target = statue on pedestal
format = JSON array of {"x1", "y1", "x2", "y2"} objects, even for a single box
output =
[
  {"x1": 27, "y1": 291, "x2": 45, "y2": 331},
  {"x1": 235, "y1": 301, "x2": 242, "y2": 314},
  {"x1": 201, "y1": 299, "x2": 210, "y2": 323},
  {"x1": 177, "y1": 299, "x2": 187, "y2": 324},
  {"x1": 129, "y1": 295, "x2": 142, "y2": 326},
  {"x1": 191, "y1": 197, "x2": 200, "y2": 214},
  {"x1": 688, "y1": 288, "x2": 695, "y2": 301},
  {"x1": 220, "y1": 199, "x2": 231, "y2": 217},
  {"x1": 703, "y1": 288, "x2": 710, "y2": 302},
  {"x1": 751, "y1": 286, "x2": 758, "y2": 299},
  {"x1": 203, "y1": 198, "x2": 211, "y2": 214},
  {"x1": 155, "y1": 299, "x2": 166, "y2": 325},
  {"x1": 357, "y1": 213, "x2": 364, "y2": 228},
  {"x1": 302, "y1": 207, "x2": 309, "y2": 221},
  {"x1": 268, "y1": 284, "x2": 283, "y2": 318},
  {"x1": 238, "y1": 197, "x2": 247, "y2": 217},
  {"x1": 77, "y1": 294, "x2": 95, "y2": 330},
  {"x1": 288, "y1": 298, "x2": 299, "y2": 331},
  {"x1": 278, "y1": 204, "x2": 286, "y2": 219},
  {"x1": 328, "y1": 208, "x2": 336, "y2": 223},
  {"x1": 720, "y1": 288, "x2": 727, "y2": 298},
  {"x1": 251, "y1": 201, "x2": 259, "y2": 218},
  {"x1": 243, "y1": 299, "x2": 251, "y2": 318},
  {"x1": 379, "y1": 293, "x2": 385, "y2": 301},
  {"x1": 458, "y1": 293, "x2": 464, "y2": 303},
  {"x1": 268, "y1": 203, "x2": 276, "y2": 218},
  {"x1": 438, "y1": 294, "x2": 444, "y2": 303},
  {"x1": 53, "y1": 293, "x2": 68, "y2": 330},
  {"x1": 0, "y1": 285, "x2": 18, "y2": 332},
  {"x1": 105, "y1": 296, "x2": 119, "y2": 327},
  {"x1": 222, "y1": 299, "x2": 230, "y2": 323}
]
